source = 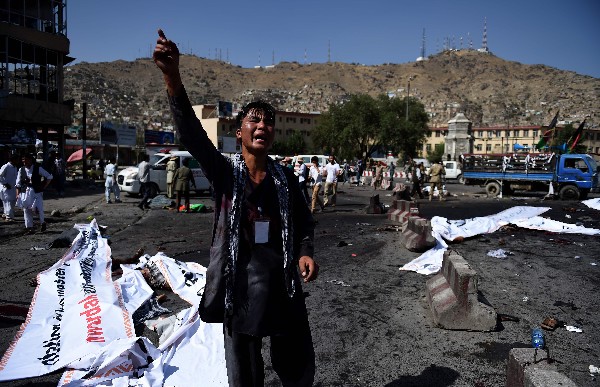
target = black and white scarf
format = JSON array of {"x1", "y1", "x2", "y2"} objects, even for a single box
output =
[{"x1": 225, "y1": 154, "x2": 295, "y2": 313}]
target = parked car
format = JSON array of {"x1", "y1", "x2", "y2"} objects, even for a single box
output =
[{"x1": 117, "y1": 151, "x2": 211, "y2": 197}]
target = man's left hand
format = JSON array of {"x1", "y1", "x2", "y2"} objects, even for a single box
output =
[{"x1": 299, "y1": 256, "x2": 319, "y2": 283}]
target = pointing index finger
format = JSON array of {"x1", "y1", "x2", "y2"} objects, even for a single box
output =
[{"x1": 157, "y1": 29, "x2": 166, "y2": 40}]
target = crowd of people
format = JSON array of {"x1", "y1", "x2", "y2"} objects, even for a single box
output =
[{"x1": 1, "y1": 152, "x2": 68, "y2": 234}]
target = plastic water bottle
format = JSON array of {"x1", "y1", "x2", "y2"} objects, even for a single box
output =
[{"x1": 531, "y1": 328, "x2": 545, "y2": 349}]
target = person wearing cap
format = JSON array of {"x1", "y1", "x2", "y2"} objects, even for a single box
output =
[
  {"x1": 153, "y1": 29, "x2": 318, "y2": 386},
  {"x1": 166, "y1": 155, "x2": 178, "y2": 199},
  {"x1": 104, "y1": 159, "x2": 121, "y2": 204},
  {"x1": 0, "y1": 153, "x2": 20, "y2": 221},
  {"x1": 15, "y1": 153, "x2": 53, "y2": 233}
]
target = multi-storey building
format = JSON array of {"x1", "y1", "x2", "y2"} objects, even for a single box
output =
[
  {"x1": 0, "y1": 0, "x2": 72, "y2": 162},
  {"x1": 192, "y1": 104, "x2": 320, "y2": 153},
  {"x1": 423, "y1": 124, "x2": 600, "y2": 162}
]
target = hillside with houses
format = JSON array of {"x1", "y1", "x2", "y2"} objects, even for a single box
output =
[{"x1": 64, "y1": 49, "x2": 600, "y2": 140}]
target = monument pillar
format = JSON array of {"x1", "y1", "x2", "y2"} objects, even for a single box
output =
[{"x1": 446, "y1": 113, "x2": 472, "y2": 161}]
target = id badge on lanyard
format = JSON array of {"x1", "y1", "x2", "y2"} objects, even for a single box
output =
[{"x1": 254, "y1": 206, "x2": 270, "y2": 244}]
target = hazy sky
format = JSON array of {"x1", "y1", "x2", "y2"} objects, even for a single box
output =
[{"x1": 68, "y1": 0, "x2": 600, "y2": 78}]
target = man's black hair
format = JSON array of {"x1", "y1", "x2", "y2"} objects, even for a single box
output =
[{"x1": 236, "y1": 100, "x2": 276, "y2": 129}]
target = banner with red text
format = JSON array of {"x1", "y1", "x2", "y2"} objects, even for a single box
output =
[{"x1": 0, "y1": 220, "x2": 135, "y2": 381}]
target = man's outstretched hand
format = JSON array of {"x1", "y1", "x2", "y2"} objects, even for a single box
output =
[{"x1": 153, "y1": 29, "x2": 182, "y2": 95}]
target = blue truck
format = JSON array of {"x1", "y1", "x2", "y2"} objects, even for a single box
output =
[{"x1": 462, "y1": 153, "x2": 599, "y2": 200}]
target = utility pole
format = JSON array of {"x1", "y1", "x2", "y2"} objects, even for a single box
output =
[
  {"x1": 406, "y1": 76, "x2": 412, "y2": 121},
  {"x1": 82, "y1": 102, "x2": 87, "y2": 179}
]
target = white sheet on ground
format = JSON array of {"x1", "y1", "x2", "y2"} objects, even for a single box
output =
[
  {"x1": 401, "y1": 205, "x2": 600, "y2": 275},
  {"x1": 582, "y1": 198, "x2": 600, "y2": 211},
  {"x1": 513, "y1": 216, "x2": 600, "y2": 235},
  {"x1": 400, "y1": 206, "x2": 551, "y2": 275}
]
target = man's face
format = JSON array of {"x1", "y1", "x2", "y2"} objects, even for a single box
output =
[
  {"x1": 329, "y1": 156, "x2": 334, "y2": 164},
  {"x1": 236, "y1": 109, "x2": 275, "y2": 154},
  {"x1": 22, "y1": 157, "x2": 33, "y2": 167}
]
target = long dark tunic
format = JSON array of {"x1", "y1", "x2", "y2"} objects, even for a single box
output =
[{"x1": 168, "y1": 88, "x2": 314, "y2": 337}]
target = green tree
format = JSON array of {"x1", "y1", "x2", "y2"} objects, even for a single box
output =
[
  {"x1": 378, "y1": 95, "x2": 430, "y2": 160},
  {"x1": 427, "y1": 143, "x2": 445, "y2": 163},
  {"x1": 271, "y1": 132, "x2": 307, "y2": 155},
  {"x1": 312, "y1": 94, "x2": 380, "y2": 160},
  {"x1": 313, "y1": 94, "x2": 430, "y2": 161}
]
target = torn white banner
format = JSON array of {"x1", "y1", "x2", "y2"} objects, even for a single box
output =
[
  {"x1": 0, "y1": 220, "x2": 135, "y2": 382},
  {"x1": 400, "y1": 206, "x2": 551, "y2": 275},
  {"x1": 59, "y1": 255, "x2": 226, "y2": 386}
]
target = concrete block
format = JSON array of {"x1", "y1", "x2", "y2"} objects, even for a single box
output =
[
  {"x1": 401, "y1": 216, "x2": 436, "y2": 252},
  {"x1": 506, "y1": 348, "x2": 576, "y2": 387},
  {"x1": 426, "y1": 250, "x2": 497, "y2": 331},
  {"x1": 366, "y1": 194, "x2": 384, "y2": 214},
  {"x1": 387, "y1": 200, "x2": 411, "y2": 224}
]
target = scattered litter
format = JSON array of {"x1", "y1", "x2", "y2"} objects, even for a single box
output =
[
  {"x1": 574, "y1": 256, "x2": 581, "y2": 259},
  {"x1": 591, "y1": 263, "x2": 598, "y2": 266},
  {"x1": 565, "y1": 214, "x2": 572, "y2": 219},
  {"x1": 337, "y1": 241, "x2": 348, "y2": 247},
  {"x1": 551, "y1": 238, "x2": 572, "y2": 245},
  {"x1": 487, "y1": 249, "x2": 513, "y2": 259},
  {"x1": 376, "y1": 225, "x2": 401, "y2": 232},
  {"x1": 541, "y1": 317, "x2": 558, "y2": 331},
  {"x1": 351, "y1": 253, "x2": 357, "y2": 257},
  {"x1": 86, "y1": 215, "x2": 93, "y2": 221},
  {"x1": 30, "y1": 246, "x2": 46, "y2": 251},
  {"x1": 327, "y1": 279, "x2": 351, "y2": 287},
  {"x1": 566, "y1": 325, "x2": 583, "y2": 333},
  {"x1": 356, "y1": 223, "x2": 371, "y2": 226},
  {"x1": 590, "y1": 365, "x2": 599, "y2": 376},
  {"x1": 498, "y1": 314, "x2": 520, "y2": 322},
  {"x1": 522, "y1": 296, "x2": 529, "y2": 302}
]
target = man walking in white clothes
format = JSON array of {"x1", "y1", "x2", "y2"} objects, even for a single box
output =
[
  {"x1": 309, "y1": 156, "x2": 326, "y2": 214},
  {"x1": 15, "y1": 153, "x2": 52, "y2": 234},
  {"x1": 137, "y1": 154, "x2": 151, "y2": 210},
  {"x1": 0, "y1": 154, "x2": 19, "y2": 221},
  {"x1": 323, "y1": 155, "x2": 340, "y2": 207},
  {"x1": 104, "y1": 159, "x2": 121, "y2": 204}
]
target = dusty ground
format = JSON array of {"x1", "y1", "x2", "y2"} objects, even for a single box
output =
[{"x1": 1, "y1": 180, "x2": 599, "y2": 386}]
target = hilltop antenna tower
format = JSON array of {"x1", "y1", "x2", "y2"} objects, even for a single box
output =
[
  {"x1": 417, "y1": 28, "x2": 427, "y2": 61},
  {"x1": 304, "y1": 48, "x2": 307, "y2": 64},
  {"x1": 328, "y1": 40, "x2": 331, "y2": 63},
  {"x1": 272, "y1": 50, "x2": 275, "y2": 65},
  {"x1": 478, "y1": 17, "x2": 490, "y2": 53}
]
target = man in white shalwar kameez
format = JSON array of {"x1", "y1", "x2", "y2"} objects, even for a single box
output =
[
  {"x1": 15, "y1": 153, "x2": 53, "y2": 234},
  {"x1": 104, "y1": 159, "x2": 121, "y2": 203},
  {"x1": 0, "y1": 154, "x2": 19, "y2": 221}
]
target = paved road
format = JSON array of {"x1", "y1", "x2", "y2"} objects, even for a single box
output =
[{"x1": 1, "y1": 180, "x2": 599, "y2": 386}]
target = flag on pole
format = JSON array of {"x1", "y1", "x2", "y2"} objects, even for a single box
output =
[
  {"x1": 568, "y1": 119, "x2": 586, "y2": 153},
  {"x1": 536, "y1": 111, "x2": 559, "y2": 150}
]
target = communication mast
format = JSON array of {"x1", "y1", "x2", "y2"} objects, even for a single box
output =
[
  {"x1": 478, "y1": 17, "x2": 490, "y2": 53},
  {"x1": 416, "y1": 28, "x2": 427, "y2": 61}
]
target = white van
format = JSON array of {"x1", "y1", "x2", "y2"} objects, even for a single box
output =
[{"x1": 117, "y1": 151, "x2": 211, "y2": 197}]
